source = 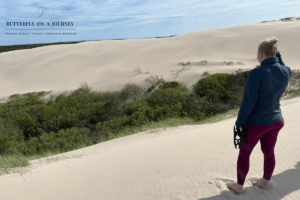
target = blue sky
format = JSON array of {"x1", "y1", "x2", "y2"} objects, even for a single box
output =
[{"x1": 0, "y1": 0, "x2": 300, "y2": 46}]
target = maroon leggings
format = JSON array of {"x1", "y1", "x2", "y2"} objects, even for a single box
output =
[{"x1": 237, "y1": 119, "x2": 284, "y2": 185}]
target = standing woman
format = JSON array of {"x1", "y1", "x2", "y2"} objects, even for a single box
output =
[{"x1": 229, "y1": 36, "x2": 292, "y2": 194}]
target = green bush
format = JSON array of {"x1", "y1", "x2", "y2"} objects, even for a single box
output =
[
  {"x1": 54, "y1": 93, "x2": 68, "y2": 103},
  {"x1": 23, "y1": 136, "x2": 40, "y2": 156},
  {"x1": 0, "y1": 68, "x2": 257, "y2": 159},
  {"x1": 0, "y1": 117, "x2": 23, "y2": 139},
  {"x1": 46, "y1": 98, "x2": 54, "y2": 107},
  {"x1": 38, "y1": 132, "x2": 60, "y2": 152},
  {"x1": 22, "y1": 92, "x2": 45, "y2": 106},
  {"x1": 18, "y1": 112, "x2": 38, "y2": 140},
  {"x1": 36, "y1": 105, "x2": 59, "y2": 133},
  {"x1": 52, "y1": 127, "x2": 91, "y2": 153},
  {"x1": 159, "y1": 81, "x2": 189, "y2": 93},
  {"x1": 120, "y1": 83, "x2": 144, "y2": 102},
  {"x1": 0, "y1": 126, "x2": 91, "y2": 156},
  {"x1": 182, "y1": 93, "x2": 217, "y2": 120},
  {"x1": 22, "y1": 127, "x2": 92, "y2": 156},
  {"x1": 145, "y1": 88, "x2": 188, "y2": 107},
  {"x1": 0, "y1": 136, "x2": 10, "y2": 154},
  {"x1": 125, "y1": 100, "x2": 185, "y2": 126},
  {"x1": 95, "y1": 115, "x2": 131, "y2": 139},
  {"x1": 9, "y1": 93, "x2": 22, "y2": 100},
  {"x1": 194, "y1": 73, "x2": 233, "y2": 103},
  {"x1": 0, "y1": 135, "x2": 26, "y2": 156},
  {"x1": 152, "y1": 103, "x2": 183, "y2": 121},
  {"x1": 192, "y1": 69, "x2": 251, "y2": 110},
  {"x1": 226, "y1": 69, "x2": 251, "y2": 108},
  {"x1": 125, "y1": 100, "x2": 154, "y2": 126}
]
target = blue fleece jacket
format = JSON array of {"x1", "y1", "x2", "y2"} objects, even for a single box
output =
[{"x1": 235, "y1": 52, "x2": 292, "y2": 128}]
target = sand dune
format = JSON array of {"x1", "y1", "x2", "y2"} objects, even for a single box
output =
[
  {"x1": 0, "y1": 17, "x2": 300, "y2": 199},
  {"x1": 0, "y1": 17, "x2": 299, "y2": 100}
]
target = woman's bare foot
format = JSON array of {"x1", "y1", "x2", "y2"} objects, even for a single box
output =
[{"x1": 252, "y1": 178, "x2": 270, "y2": 189}]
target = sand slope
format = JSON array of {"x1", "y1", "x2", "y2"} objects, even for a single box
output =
[
  {"x1": 0, "y1": 17, "x2": 299, "y2": 101},
  {"x1": 1, "y1": 17, "x2": 300, "y2": 200}
]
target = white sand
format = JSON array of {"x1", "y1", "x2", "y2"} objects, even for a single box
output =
[{"x1": 0, "y1": 17, "x2": 300, "y2": 200}]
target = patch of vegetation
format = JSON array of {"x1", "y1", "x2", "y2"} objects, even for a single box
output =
[
  {"x1": 0, "y1": 67, "x2": 299, "y2": 176},
  {"x1": 223, "y1": 61, "x2": 234, "y2": 65},
  {"x1": 155, "y1": 35, "x2": 177, "y2": 38},
  {"x1": 283, "y1": 69, "x2": 300, "y2": 97},
  {"x1": 178, "y1": 61, "x2": 190, "y2": 66},
  {"x1": 199, "y1": 60, "x2": 209, "y2": 65},
  {"x1": 193, "y1": 72, "x2": 245, "y2": 112},
  {"x1": 203, "y1": 71, "x2": 210, "y2": 76},
  {"x1": 261, "y1": 20, "x2": 276, "y2": 23},
  {"x1": 281, "y1": 17, "x2": 293, "y2": 21}
]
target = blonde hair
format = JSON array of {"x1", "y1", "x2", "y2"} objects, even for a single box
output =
[{"x1": 258, "y1": 36, "x2": 278, "y2": 58}]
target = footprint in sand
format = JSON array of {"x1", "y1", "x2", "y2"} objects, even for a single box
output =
[
  {"x1": 205, "y1": 177, "x2": 249, "y2": 197},
  {"x1": 206, "y1": 176, "x2": 280, "y2": 196}
]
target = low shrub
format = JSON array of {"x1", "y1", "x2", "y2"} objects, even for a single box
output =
[{"x1": 194, "y1": 73, "x2": 233, "y2": 103}]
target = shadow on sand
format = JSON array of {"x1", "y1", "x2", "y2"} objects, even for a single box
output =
[{"x1": 199, "y1": 161, "x2": 300, "y2": 199}]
